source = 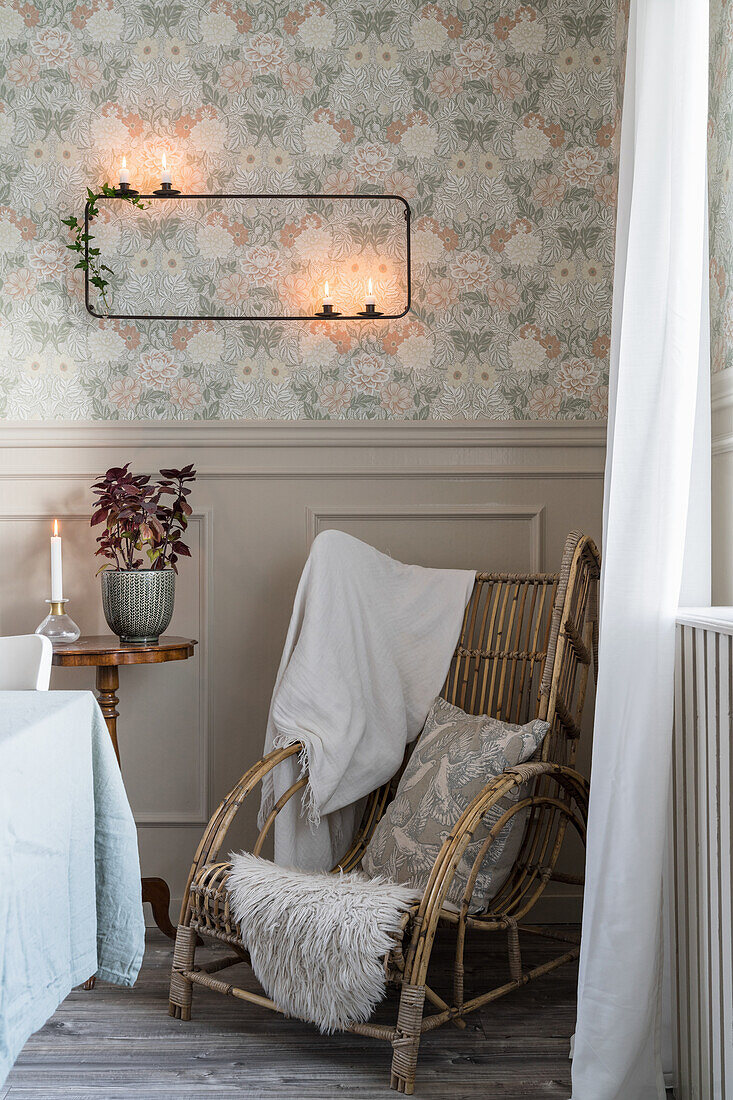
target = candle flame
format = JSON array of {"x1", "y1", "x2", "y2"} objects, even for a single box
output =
[
  {"x1": 162, "y1": 153, "x2": 167, "y2": 170},
  {"x1": 324, "y1": 281, "x2": 329, "y2": 297},
  {"x1": 368, "y1": 278, "x2": 373, "y2": 295},
  {"x1": 121, "y1": 155, "x2": 126, "y2": 169},
  {"x1": 52, "y1": 519, "x2": 59, "y2": 537}
]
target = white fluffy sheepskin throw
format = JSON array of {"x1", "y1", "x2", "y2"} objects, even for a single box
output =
[{"x1": 226, "y1": 852, "x2": 419, "y2": 1033}]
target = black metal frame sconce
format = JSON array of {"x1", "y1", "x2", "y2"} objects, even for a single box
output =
[{"x1": 83, "y1": 192, "x2": 411, "y2": 322}]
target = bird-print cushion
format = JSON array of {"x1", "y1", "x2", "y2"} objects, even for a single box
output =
[{"x1": 362, "y1": 697, "x2": 549, "y2": 912}]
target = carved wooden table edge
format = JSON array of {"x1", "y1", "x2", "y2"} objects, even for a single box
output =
[
  {"x1": 51, "y1": 635, "x2": 196, "y2": 665},
  {"x1": 52, "y1": 635, "x2": 198, "y2": 984}
]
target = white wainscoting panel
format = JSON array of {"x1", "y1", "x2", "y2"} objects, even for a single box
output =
[{"x1": 0, "y1": 419, "x2": 604, "y2": 923}]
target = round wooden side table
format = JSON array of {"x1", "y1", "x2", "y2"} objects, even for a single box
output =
[{"x1": 52, "y1": 635, "x2": 197, "y2": 942}]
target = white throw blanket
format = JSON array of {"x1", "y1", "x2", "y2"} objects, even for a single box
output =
[
  {"x1": 227, "y1": 852, "x2": 419, "y2": 1032},
  {"x1": 259, "y1": 530, "x2": 475, "y2": 870}
]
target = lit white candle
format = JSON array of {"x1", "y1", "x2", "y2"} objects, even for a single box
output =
[
  {"x1": 161, "y1": 153, "x2": 172, "y2": 185},
  {"x1": 365, "y1": 277, "x2": 375, "y2": 307},
  {"x1": 118, "y1": 156, "x2": 129, "y2": 186},
  {"x1": 323, "y1": 280, "x2": 333, "y2": 307},
  {"x1": 50, "y1": 518, "x2": 63, "y2": 602}
]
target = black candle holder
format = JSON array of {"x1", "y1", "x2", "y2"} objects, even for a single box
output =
[
  {"x1": 314, "y1": 303, "x2": 342, "y2": 318},
  {"x1": 152, "y1": 182, "x2": 181, "y2": 197},
  {"x1": 357, "y1": 304, "x2": 384, "y2": 317},
  {"x1": 114, "y1": 182, "x2": 139, "y2": 196}
]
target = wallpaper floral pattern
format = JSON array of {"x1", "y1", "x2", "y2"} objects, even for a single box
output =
[
  {"x1": 0, "y1": 0, "x2": 619, "y2": 420},
  {"x1": 710, "y1": 0, "x2": 733, "y2": 375}
]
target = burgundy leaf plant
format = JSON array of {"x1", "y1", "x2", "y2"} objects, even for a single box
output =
[{"x1": 90, "y1": 462, "x2": 196, "y2": 573}]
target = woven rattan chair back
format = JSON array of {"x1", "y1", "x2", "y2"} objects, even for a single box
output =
[
  {"x1": 448, "y1": 530, "x2": 600, "y2": 922},
  {"x1": 442, "y1": 570, "x2": 557, "y2": 727},
  {"x1": 442, "y1": 529, "x2": 597, "y2": 766}
]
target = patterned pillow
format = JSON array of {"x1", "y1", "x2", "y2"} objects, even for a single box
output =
[{"x1": 361, "y1": 696, "x2": 549, "y2": 912}]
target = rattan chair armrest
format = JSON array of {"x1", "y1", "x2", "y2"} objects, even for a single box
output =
[
  {"x1": 402, "y1": 773, "x2": 523, "y2": 973},
  {"x1": 178, "y1": 742, "x2": 305, "y2": 925},
  {"x1": 416, "y1": 774, "x2": 522, "y2": 907},
  {"x1": 404, "y1": 767, "x2": 588, "y2": 981},
  {"x1": 503, "y1": 761, "x2": 588, "y2": 814},
  {"x1": 503, "y1": 761, "x2": 555, "y2": 781},
  {"x1": 213, "y1": 741, "x2": 306, "y2": 828},
  {"x1": 210, "y1": 741, "x2": 307, "y2": 851},
  {"x1": 551, "y1": 763, "x2": 589, "y2": 796}
]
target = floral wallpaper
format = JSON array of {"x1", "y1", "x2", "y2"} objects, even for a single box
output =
[
  {"x1": 0, "y1": 0, "x2": 619, "y2": 420},
  {"x1": 710, "y1": 0, "x2": 733, "y2": 375}
]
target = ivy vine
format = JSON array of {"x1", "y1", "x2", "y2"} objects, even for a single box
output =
[{"x1": 62, "y1": 184, "x2": 146, "y2": 314}]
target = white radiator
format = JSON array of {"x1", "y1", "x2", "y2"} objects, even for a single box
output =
[{"x1": 672, "y1": 611, "x2": 733, "y2": 1099}]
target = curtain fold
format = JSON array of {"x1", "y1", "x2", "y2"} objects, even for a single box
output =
[{"x1": 571, "y1": 1, "x2": 711, "y2": 1097}]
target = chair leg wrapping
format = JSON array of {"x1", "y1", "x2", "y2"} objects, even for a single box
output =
[
  {"x1": 168, "y1": 924, "x2": 197, "y2": 1020},
  {"x1": 390, "y1": 983, "x2": 426, "y2": 1094},
  {"x1": 506, "y1": 918, "x2": 522, "y2": 982}
]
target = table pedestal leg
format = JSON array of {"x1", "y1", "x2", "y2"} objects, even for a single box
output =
[
  {"x1": 94, "y1": 666, "x2": 176, "y2": 942},
  {"x1": 142, "y1": 877, "x2": 177, "y2": 940},
  {"x1": 96, "y1": 665, "x2": 121, "y2": 766}
]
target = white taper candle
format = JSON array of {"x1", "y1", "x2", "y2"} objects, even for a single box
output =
[{"x1": 50, "y1": 518, "x2": 63, "y2": 602}]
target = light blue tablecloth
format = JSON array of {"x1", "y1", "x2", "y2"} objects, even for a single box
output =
[{"x1": 0, "y1": 691, "x2": 145, "y2": 1084}]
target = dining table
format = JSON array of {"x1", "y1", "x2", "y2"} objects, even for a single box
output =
[{"x1": 0, "y1": 690, "x2": 145, "y2": 1087}]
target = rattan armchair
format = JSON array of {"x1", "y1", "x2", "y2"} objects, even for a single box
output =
[{"x1": 169, "y1": 531, "x2": 600, "y2": 1094}]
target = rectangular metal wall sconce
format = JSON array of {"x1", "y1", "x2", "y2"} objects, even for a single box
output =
[{"x1": 84, "y1": 192, "x2": 411, "y2": 322}]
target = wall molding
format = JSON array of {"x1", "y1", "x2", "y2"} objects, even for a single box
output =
[
  {"x1": 306, "y1": 503, "x2": 545, "y2": 571},
  {"x1": 0, "y1": 418, "x2": 607, "y2": 450},
  {"x1": 0, "y1": 419, "x2": 607, "y2": 481},
  {"x1": 0, "y1": 465, "x2": 606, "y2": 481}
]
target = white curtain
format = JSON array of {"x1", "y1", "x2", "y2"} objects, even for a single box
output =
[{"x1": 571, "y1": 1, "x2": 710, "y2": 1098}]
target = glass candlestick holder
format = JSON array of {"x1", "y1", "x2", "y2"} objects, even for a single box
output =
[{"x1": 35, "y1": 599, "x2": 80, "y2": 644}]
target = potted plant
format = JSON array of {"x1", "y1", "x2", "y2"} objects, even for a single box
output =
[{"x1": 91, "y1": 462, "x2": 196, "y2": 645}]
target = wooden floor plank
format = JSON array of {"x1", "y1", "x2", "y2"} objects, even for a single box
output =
[
  {"x1": 6, "y1": 929, "x2": 579, "y2": 1097},
  {"x1": 4, "y1": 1088, "x2": 573, "y2": 1100}
]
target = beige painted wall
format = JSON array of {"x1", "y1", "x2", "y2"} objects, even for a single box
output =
[{"x1": 0, "y1": 420, "x2": 604, "y2": 921}]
